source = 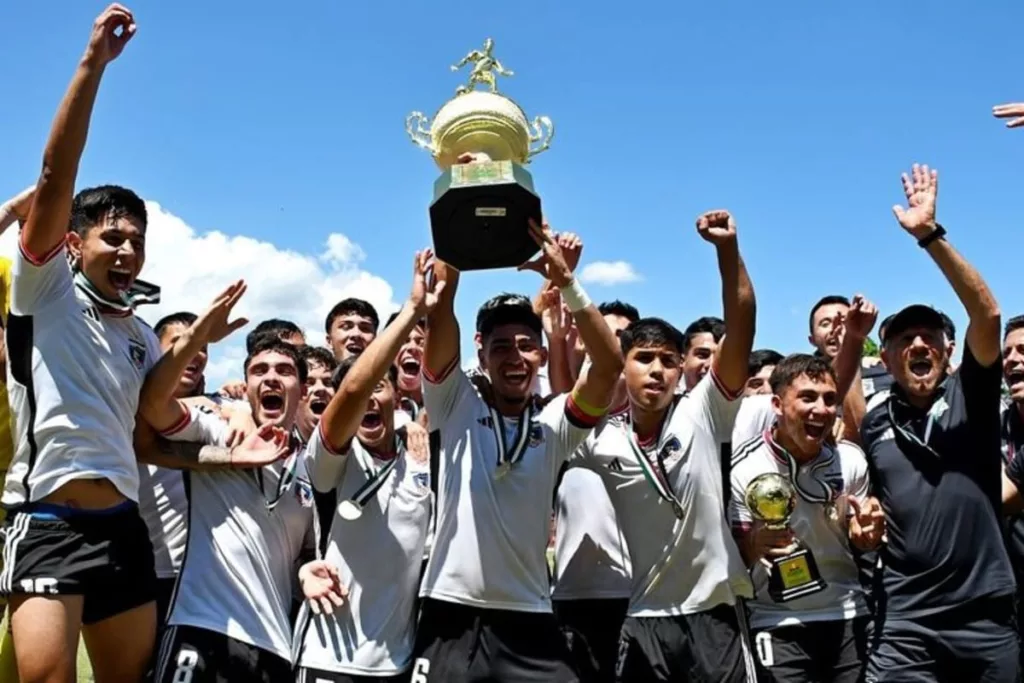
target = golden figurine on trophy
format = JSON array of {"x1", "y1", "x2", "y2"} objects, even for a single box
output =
[
  {"x1": 745, "y1": 473, "x2": 828, "y2": 603},
  {"x1": 406, "y1": 38, "x2": 554, "y2": 270}
]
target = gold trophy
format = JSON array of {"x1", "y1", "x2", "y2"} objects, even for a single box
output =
[
  {"x1": 406, "y1": 38, "x2": 554, "y2": 271},
  {"x1": 744, "y1": 473, "x2": 828, "y2": 602}
]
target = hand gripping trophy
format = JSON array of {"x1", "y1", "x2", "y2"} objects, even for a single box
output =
[{"x1": 406, "y1": 39, "x2": 554, "y2": 271}]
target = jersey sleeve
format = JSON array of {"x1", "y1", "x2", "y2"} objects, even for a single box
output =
[
  {"x1": 421, "y1": 360, "x2": 478, "y2": 426},
  {"x1": 540, "y1": 393, "x2": 603, "y2": 465},
  {"x1": 683, "y1": 370, "x2": 744, "y2": 442},
  {"x1": 731, "y1": 395, "x2": 775, "y2": 445},
  {"x1": 303, "y1": 422, "x2": 352, "y2": 494},
  {"x1": 839, "y1": 441, "x2": 871, "y2": 508},
  {"x1": 10, "y1": 238, "x2": 73, "y2": 315},
  {"x1": 728, "y1": 462, "x2": 754, "y2": 531},
  {"x1": 159, "y1": 406, "x2": 229, "y2": 447}
]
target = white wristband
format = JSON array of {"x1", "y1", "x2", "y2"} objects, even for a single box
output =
[{"x1": 560, "y1": 279, "x2": 591, "y2": 313}]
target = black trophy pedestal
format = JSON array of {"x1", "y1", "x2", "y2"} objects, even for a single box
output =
[
  {"x1": 429, "y1": 160, "x2": 542, "y2": 271},
  {"x1": 767, "y1": 546, "x2": 828, "y2": 602}
]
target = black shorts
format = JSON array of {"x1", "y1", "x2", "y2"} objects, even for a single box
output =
[
  {"x1": 615, "y1": 603, "x2": 757, "y2": 683},
  {"x1": 554, "y1": 597, "x2": 628, "y2": 683},
  {"x1": 0, "y1": 502, "x2": 156, "y2": 624},
  {"x1": 865, "y1": 597, "x2": 1018, "y2": 683},
  {"x1": 411, "y1": 597, "x2": 578, "y2": 682},
  {"x1": 296, "y1": 668, "x2": 406, "y2": 683},
  {"x1": 154, "y1": 577, "x2": 177, "y2": 630},
  {"x1": 752, "y1": 616, "x2": 870, "y2": 683},
  {"x1": 154, "y1": 625, "x2": 292, "y2": 683}
]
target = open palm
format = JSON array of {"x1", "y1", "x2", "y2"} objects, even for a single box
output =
[
  {"x1": 892, "y1": 164, "x2": 938, "y2": 238},
  {"x1": 194, "y1": 280, "x2": 248, "y2": 344}
]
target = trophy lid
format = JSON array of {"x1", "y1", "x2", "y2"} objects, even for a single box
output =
[{"x1": 745, "y1": 473, "x2": 797, "y2": 525}]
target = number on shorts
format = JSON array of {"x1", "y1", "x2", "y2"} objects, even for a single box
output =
[
  {"x1": 410, "y1": 657, "x2": 430, "y2": 683},
  {"x1": 171, "y1": 647, "x2": 199, "y2": 683},
  {"x1": 18, "y1": 577, "x2": 58, "y2": 594},
  {"x1": 754, "y1": 631, "x2": 774, "y2": 667}
]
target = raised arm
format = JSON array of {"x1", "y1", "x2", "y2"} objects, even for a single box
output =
[
  {"x1": 23, "y1": 6, "x2": 135, "y2": 262},
  {"x1": 833, "y1": 295, "x2": 879, "y2": 443},
  {"x1": 699, "y1": 210, "x2": 755, "y2": 394},
  {"x1": 993, "y1": 102, "x2": 1024, "y2": 129},
  {"x1": 0, "y1": 186, "x2": 36, "y2": 236},
  {"x1": 519, "y1": 221, "x2": 623, "y2": 412},
  {"x1": 139, "y1": 281, "x2": 248, "y2": 431},
  {"x1": 322, "y1": 250, "x2": 444, "y2": 451},
  {"x1": 134, "y1": 419, "x2": 289, "y2": 471},
  {"x1": 892, "y1": 164, "x2": 1000, "y2": 366}
]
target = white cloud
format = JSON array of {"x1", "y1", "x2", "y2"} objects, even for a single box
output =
[
  {"x1": 0, "y1": 201, "x2": 399, "y2": 389},
  {"x1": 578, "y1": 260, "x2": 642, "y2": 286}
]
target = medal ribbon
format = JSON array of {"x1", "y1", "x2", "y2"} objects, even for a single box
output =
[
  {"x1": 72, "y1": 268, "x2": 161, "y2": 313},
  {"x1": 346, "y1": 436, "x2": 403, "y2": 512},
  {"x1": 885, "y1": 396, "x2": 940, "y2": 458},
  {"x1": 624, "y1": 400, "x2": 684, "y2": 520},
  {"x1": 779, "y1": 447, "x2": 836, "y2": 507},
  {"x1": 254, "y1": 447, "x2": 300, "y2": 512},
  {"x1": 489, "y1": 401, "x2": 535, "y2": 475}
]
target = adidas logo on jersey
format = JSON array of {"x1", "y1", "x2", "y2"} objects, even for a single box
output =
[{"x1": 607, "y1": 458, "x2": 624, "y2": 471}]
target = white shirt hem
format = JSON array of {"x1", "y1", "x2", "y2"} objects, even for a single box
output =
[
  {"x1": 167, "y1": 616, "x2": 291, "y2": 662},
  {"x1": 420, "y1": 589, "x2": 552, "y2": 614}
]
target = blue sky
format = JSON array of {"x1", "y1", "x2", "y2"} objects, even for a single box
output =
[{"x1": 1, "y1": 1, "x2": 1022, "y2": 380}]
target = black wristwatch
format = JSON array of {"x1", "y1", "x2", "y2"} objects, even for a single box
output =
[{"x1": 917, "y1": 223, "x2": 946, "y2": 249}]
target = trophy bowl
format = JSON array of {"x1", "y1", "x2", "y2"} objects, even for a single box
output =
[
  {"x1": 745, "y1": 473, "x2": 797, "y2": 530},
  {"x1": 405, "y1": 39, "x2": 554, "y2": 271}
]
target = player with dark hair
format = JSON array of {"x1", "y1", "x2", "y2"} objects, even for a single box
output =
[
  {"x1": 681, "y1": 315, "x2": 726, "y2": 391},
  {"x1": 745, "y1": 349, "x2": 784, "y2": 397},
  {"x1": 326, "y1": 298, "x2": 379, "y2": 361},
  {"x1": 411, "y1": 219, "x2": 623, "y2": 682},
  {"x1": 808, "y1": 295, "x2": 851, "y2": 360},
  {"x1": 384, "y1": 311, "x2": 427, "y2": 426},
  {"x1": 245, "y1": 318, "x2": 305, "y2": 352},
  {"x1": 296, "y1": 346, "x2": 338, "y2": 445}
]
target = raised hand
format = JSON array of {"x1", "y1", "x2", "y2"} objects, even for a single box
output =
[
  {"x1": 228, "y1": 424, "x2": 291, "y2": 468},
  {"x1": 750, "y1": 522, "x2": 797, "y2": 569},
  {"x1": 695, "y1": 210, "x2": 737, "y2": 246},
  {"x1": 85, "y1": 4, "x2": 137, "y2": 66},
  {"x1": 892, "y1": 164, "x2": 938, "y2": 238},
  {"x1": 400, "y1": 422, "x2": 430, "y2": 465},
  {"x1": 993, "y1": 103, "x2": 1024, "y2": 129},
  {"x1": 517, "y1": 219, "x2": 574, "y2": 287},
  {"x1": 298, "y1": 560, "x2": 348, "y2": 616},
  {"x1": 410, "y1": 249, "x2": 446, "y2": 315},
  {"x1": 844, "y1": 294, "x2": 878, "y2": 342},
  {"x1": 848, "y1": 496, "x2": 886, "y2": 551},
  {"x1": 192, "y1": 281, "x2": 248, "y2": 345},
  {"x1": 557, "y1": 232, "x2": 583, "y2": 273},
  {"x1": 539, "y1": 289, "x2": 571, "y2": 342}
]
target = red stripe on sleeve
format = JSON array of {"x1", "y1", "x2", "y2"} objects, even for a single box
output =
[
  {"x1": 710, "y1": 369, "x2": 744, "y2": 401},
  {"x1": 317, "y1": 422, "x2": 349, "y2": 457},
  {"x1": 19, "y1": 235, "x2": 66, "y2": 267},
  {"x1": 159, "y1": 404, "x2": 193, "y2": 436},
  {"x1": 422, "y1": 355, "x2": 459, "y2": 385},
  {"x1": 565, "y1": 395, "x2": 602, "y2": 429}
]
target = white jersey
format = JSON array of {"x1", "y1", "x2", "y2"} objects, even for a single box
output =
[
  {"x1": 577, "y1": 372, "x2": 752, "y2": 617},
  {"x1": 552, "y1": 464, "x2": 632, "y2": 600},
  {"x1": 297, "y1": 426, "x2": 431, "y2": 675},
  {"x1": 162, "y1": 409, "x2": 314, "y2": 661},
  {"x1": 732, "y1": 395, "x2": 776, "y2": 446},
  {"x1": 138, "y1": 464, "x2": 188, "y2": 578},
  {"x1": 4, "y1": 242, "x2": 162, "y2": 505},
  {"x1": 729, "y1": 431, "x2": 871, "y2": 630},
  {"x1": 420, "y1": 359, "x2": 598, "y2": 612}
]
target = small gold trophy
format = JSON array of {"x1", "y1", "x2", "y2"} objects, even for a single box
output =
[
  {"x1": 744, "y1": 473, "x2": 828, "y2": 602},
  {"x1": 406, "y1": 38, "x2": 554, "y2": 271}
]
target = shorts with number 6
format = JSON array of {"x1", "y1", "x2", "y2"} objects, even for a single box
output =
[
  {"x1": 751, "y1": 616, "x2": 870, "y2": 683},
  {"x1": 409, "y1": 598, "x2": 579, "y2": 682},
  {"x1": 154, "y1": 625, "x2": 291, "y2": 683},
  {"x1": 0, "y1": 503, "x2": 156, "y2": 624},
  {"x1": 614, "y1": 603, "x2": 758, "y2": 682}
]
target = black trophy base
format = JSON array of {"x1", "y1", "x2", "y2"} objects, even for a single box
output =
[
  {"x1": 429, "y1": 160, "x2": 542, "y2": 271},
  {"x1": 767, "y1": 546, "x2": 828, "y2": 603}
]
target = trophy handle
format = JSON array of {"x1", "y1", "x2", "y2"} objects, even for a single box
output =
[
  {"x1": 405, "y1": 111, "x2": 435, "y2": 153},
  {"x1": 527, "y1": 115, "x2": 554, "y2": 160}
]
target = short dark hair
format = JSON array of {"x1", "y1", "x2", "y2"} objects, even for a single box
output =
[
  {"x1": 153, "y1": 311, "x2": 197, "y2": 341},
  {"x1": 476, "y1": 293, "x2": 542, "y2": 341},
  {"x1": 244, "y1": 336, "x2": 308, "y2": 384},
  {"x1": 69, "y1": 185, "x2": 147, "y2": 236},
  {"x1": 878, "y1": 313, "x2": 895, "y2": 345},
  {"x1": 939, "y1": 312, "x2": 956, "y2": 343},
  {"x1": 325, "y1": 298, "x2": 379, "y2": 334},
  {"x1": 808, "y1": 295, "x2": 850, "y2": 333},
  {"x1": 385, "y1": 311, "x2": 426, "y2": 330},
  {"x1": 300, "y1": 346, "x2": 338, "y2": 374},
  {"x1": 598, "y1": 300, "x2": 640, "y2": 324},
  {"x1": 769, "y1": 353, "x2": 837, "y2": 395},
  {"x1": 330, "y1": 356, "x2": 398, "y2": 391},
  {"x1": 621, "y1": 317, "x2": 685, "y2": 357},
  {"x1": 1005, "y1": 315, "x2": 1024, "y2": 339},
  {"x1": 749, "y1": 348, "x2": 784, "y2": 377},
  {"x1": 683, "y1": 316, "x2": 725, "y2": 352},
  {"x1": 246, "y1": 319, "x2": 304, "y2": 353}
]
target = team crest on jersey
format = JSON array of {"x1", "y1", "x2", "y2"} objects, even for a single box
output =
[
  {"x1": 659, "y1": 436, "x2": 687, "y2": 468},
  {"x1": 528, "y1": 424, "x2": 544, "y2": 448},
  {"x1": 413, "y1": 472, "x2": 429, "y2": 488},
  {"x1": 295, "y1": 479, "x2": 314, "y2": 507},
  {"x1": 127, "y1": 339, "x2": 147, "y2": 369}
]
